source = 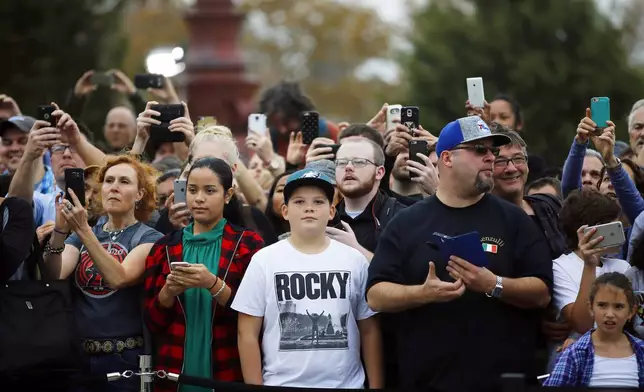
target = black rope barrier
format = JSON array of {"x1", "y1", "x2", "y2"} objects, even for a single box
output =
[{"x1": 4, "y1": 369, "x2": 108, "y2": 391}]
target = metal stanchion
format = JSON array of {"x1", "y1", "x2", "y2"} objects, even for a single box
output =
[
  {"x1": 105, "y1": 355, "x2": 180, "y2": 392},
  {"x1": 501, "y1": 373, "x2": 525, "y2": 392}
]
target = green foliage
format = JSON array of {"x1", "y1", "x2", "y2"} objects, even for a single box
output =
[
  {"x1": 405, "y1": 0, "x2": 644, "y2": 163},
  {"x1": 0, "y1": 0, "x2": 127, "y2": 147}
]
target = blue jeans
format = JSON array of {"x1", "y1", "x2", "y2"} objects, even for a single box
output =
[{"x1": 72, "y1": 347, "x2": 142, "y2": 392}]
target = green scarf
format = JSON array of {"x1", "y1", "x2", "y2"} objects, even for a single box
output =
[{"x1": 180, "y1": 219, "x2": 226, "y2": 392}]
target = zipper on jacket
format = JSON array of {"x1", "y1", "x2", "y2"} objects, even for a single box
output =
[
  {"x1": 166, "y1": 246, "x2": 188, "y2": 391},
  {"x1": 209, "y1": 232, "x2": 245, "y2": 377}
]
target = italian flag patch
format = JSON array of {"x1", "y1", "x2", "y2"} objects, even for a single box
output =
[{"x1": 482, "y1": 243, "x2": 498, "y2": 254}]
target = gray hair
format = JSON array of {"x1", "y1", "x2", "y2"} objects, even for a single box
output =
[
  {"x1": 628, "y1": 99, "x2": 644, "y2": 130},
  {"x1": 585, "y1": 148, "x2": 604, "y2": 164},
  {"x1": 492, "y1": 128, "x2": 527, "y2": 156}
]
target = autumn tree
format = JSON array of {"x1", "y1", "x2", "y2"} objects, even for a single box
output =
[
  {"x1": 238, "y1": 0, "x2": 398, "y2": 123},
  {"x1": 406, "y1": 0, "x2": 644, "y2": 163}
]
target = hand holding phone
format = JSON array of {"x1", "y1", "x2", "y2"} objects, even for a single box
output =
[
  {"x1": 134, "y1": 74, "x2": 164, "y2": 90},
  {"x1": 300, "y1": 111, "x2": 319, "y2": 145},
  {"x1": 150, "y1": 104, "x2": 185, "y2": 143},
  {"x1": 583, "y1": 221, "x2": 625, "y2": 249},
  {"x1": 170, "y1": 262, "x2": 191, "y2": 270},
  {"x1": 467, "y1": 77, "x2": 485, "y2": 108},
  {"x1": 38, "y1": 105, "x2": 58, "y2": 126},
  {"x1": 173, "y1": 179, "x2": 187, "y2": 205},
  {"x1": 65, "y1": 168, "x2": 86, "y2": 207},
  {"x1": 590, "y1": 97, "x2": 610, "y2": 132},
  {"x1": 248, "y1": 113, "x2": 267, "y2": 136},
  {"x1": 408, "y1": 140, "x2": 428, "y2": 178},
  {"x1": 401, "y1": 106, "x2": 419, "y2": 134}
]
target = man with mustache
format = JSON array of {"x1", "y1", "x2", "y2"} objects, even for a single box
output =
[{"x1": 367, "y1": 116, "x2": 552, "y2": 392}]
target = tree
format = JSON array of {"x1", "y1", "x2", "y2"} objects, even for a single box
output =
[
  {"x1": 0, "y1": 0, "x2": 127, "y2": 135},
  {"x1": 238, "y1": 0, "x2": 398, "y2": 123},
  {"x1": 405, "y1": 0, "x2": 644, "y2": 164}
]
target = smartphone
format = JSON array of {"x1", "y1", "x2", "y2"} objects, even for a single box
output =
[
  {"x1": 64, "y1": 168, "x2": 86, "y2": 207},
  {"x1": 150, "y1": 104, "x2": 186, "y2": 143},
  {"x1": 401, "y1": 106, "x2": 419, "y2": 134},
  {"x1": 248, "y1": 113, "x2": 267, "y2": 136},
  {"x1": 319, "y1": 143, "x2": 341, "y2": 159},
  {"x1": 386, "y1": 104, "x2": 402, "y2": 132},
  {"x1": 170, "y1": 262, "x2": 191, "y2": 270},
  {"x1": 173, "y1": 179, "x2": 187, "y2": 205},
  {"x1": 90, "y1": 72, "x2": 115, "y2": 87},
  {"x1": 300, "y1": 111, "x2": 319, "y2": 145},
  {"x1": 134, "y1": 73, "x2": 164, "y2": 90},
  {"x1": 591, "y1": 97, "x2": 610, "y2": 132},
  {"x1": 434, "y1": 231, "x2": 489, "y2": 267},
  {"x1": 467, "y1": 77, "x2": 485, "y2": 108},
  {"x1": 584, "y1": 221, "x2": 625, "y2": 249},
  {"x1": 408, "y1": 140, "x2": 428, "y2": 178},
  {"x1": 37, "y1": 105, "x2": 57, "y2": 126}
]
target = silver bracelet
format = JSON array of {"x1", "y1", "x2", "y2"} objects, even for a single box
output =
[{"x1": 212, "y1": 280, "x2": 226, "y2": 298}]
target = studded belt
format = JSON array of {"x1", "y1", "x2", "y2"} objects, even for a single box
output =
[{"x1": 82, "y1": 336, "x2": 144, "y2": 355}]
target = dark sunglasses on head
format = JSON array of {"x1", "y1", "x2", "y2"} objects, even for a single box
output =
[{"x1": 451, "y1": 144, "x2": 499, "y2": 156}]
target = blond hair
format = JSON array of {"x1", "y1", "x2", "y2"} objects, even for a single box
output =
[
  {"x1": 189, "y1": 125, "x2": 239, "y2": 165},
  {"x1": 629, "y1": 99, "x2": 644, "y2": 130}
]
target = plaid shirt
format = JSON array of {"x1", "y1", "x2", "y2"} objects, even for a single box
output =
[
  {"x1": 544, "y1": 330, "x2": 644, "y2": 387},
  {"x1": 143, "y1": 223, "x2": 264, "y2": 392}
]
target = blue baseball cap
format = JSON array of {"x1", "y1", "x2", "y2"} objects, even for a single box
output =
[
  {"x1": 435, "y1": 116, "x2": 511, "y2": 156},
  {"x1": 284, "y1": 168, "x2": 335, "y2": 204}
]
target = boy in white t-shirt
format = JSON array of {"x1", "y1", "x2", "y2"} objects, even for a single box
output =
[{"x1": 232, "y1": 168, "x2": 383, "y2": 388}]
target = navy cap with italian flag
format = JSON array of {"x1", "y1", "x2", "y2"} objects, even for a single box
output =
[{"x1": 435, "y1": 116, "x2": 511, "y2": 156}]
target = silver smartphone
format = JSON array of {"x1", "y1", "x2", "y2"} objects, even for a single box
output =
[
  {"x1": 584, "y1": 221, "x2": 625, "y2": 249},
  {"x1": 466, "y1": 77, "x2": 485, "y2": 108},
  {"x1": 173, "y1": 179, "x2": 187, "y2": 204},
  {"x1": 170, "y1": 261, "x2": 191, "y2": 270},
  {"x1": 386, "y1": 104, "x2": 402, "y2": 132}
]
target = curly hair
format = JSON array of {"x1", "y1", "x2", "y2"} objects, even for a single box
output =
[
  {"x1": 560, "y1": 188, "x2": 621, "y2": 251},
  {"x1": 258, "y1": 81, "x2": 315, "y2": 122},
  {"x1": 96, "y1": 155, "x2": 158, "y2": 223}
]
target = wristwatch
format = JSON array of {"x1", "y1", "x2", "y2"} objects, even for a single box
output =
[
  {"x1": 486, "y1": 276, "x2": 503, "y2": 298},
  {"x1": 606, "y1": 157, "x2": 622, "y2": 171}
]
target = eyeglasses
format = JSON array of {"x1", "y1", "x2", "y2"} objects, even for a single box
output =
[
  {"x1": 451, "y1": 144, "x2": 500, "y2": 156},
  {"x1": 51, "y1": 144, "x2": 75, "y2": 155},
  {"x1": 335, "y1": 158, "x2": 376, "y2": 168},
  {"x1": 494, "y1": 156, "x2": 528, "y2": 168}
]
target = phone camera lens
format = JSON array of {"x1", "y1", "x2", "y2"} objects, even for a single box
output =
[
  {"x1": 44, "y1": 114, "x2": 50, "y2": 119},
  {"x1": 406, "y1": 110, "x2": 412, "y2": 116}
]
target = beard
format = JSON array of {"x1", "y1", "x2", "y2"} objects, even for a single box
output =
[
  {"x1": 339, "y1": 176, "x2": 377, "y2": 198},
  {"x1": 391, "y1": 165, "x2": 410, "y2": 182},
  {"x1": 474, "y1": 173, "x2": 494, "y2": 194}
]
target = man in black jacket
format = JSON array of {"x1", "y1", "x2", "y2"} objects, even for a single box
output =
[
  {"x1": 490, "y1": 130, "x2": 566, "y2": 259},
  {"x1": 0, "y1": 196, "x2": 36, "y2": 283}
]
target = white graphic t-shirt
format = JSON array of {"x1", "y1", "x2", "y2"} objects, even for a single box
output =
[{"x1": 232, "y1": 239, "x2": 376, "y2": 388}]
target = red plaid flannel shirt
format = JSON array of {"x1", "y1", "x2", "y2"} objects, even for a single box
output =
[{"x1": 143, "y1": 223, "x2": 264, "y2": 392}]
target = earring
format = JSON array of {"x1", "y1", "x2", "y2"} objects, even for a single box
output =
[{"x1": 135, "y1": 200, "x2": 141, "y2": 209}]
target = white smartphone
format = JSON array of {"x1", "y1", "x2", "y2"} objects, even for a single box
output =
[
  {"x1": 173, "y1": 179, "x2": 187, "y2": 205},
  {"x1": 584, "y1": 221, "x2": 625, "y2": 249},
  {"x1": 386, "y1": 104, "x2": 402, "y2": 131},
  {"x1": 248, "y1": 113, "x2": 267, "y2": 136},
  {"x1": 466, "y1": 77, "x2": 485, "y2": 108},
  {"x1": 170, "y1": 261, "x2": 191, "y2": 270}
]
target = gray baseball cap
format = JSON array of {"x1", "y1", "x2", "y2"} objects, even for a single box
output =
[
  {"x1": 305, "y1": 159, "x2": 337, "y2": 185},
  {"x1": 0, "y1": 115, "x2": 37, "y2": 137}
]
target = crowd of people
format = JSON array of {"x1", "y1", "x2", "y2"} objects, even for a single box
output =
[{"x1": 3, "y1": 70, "x2": 644, "y2": 392}]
